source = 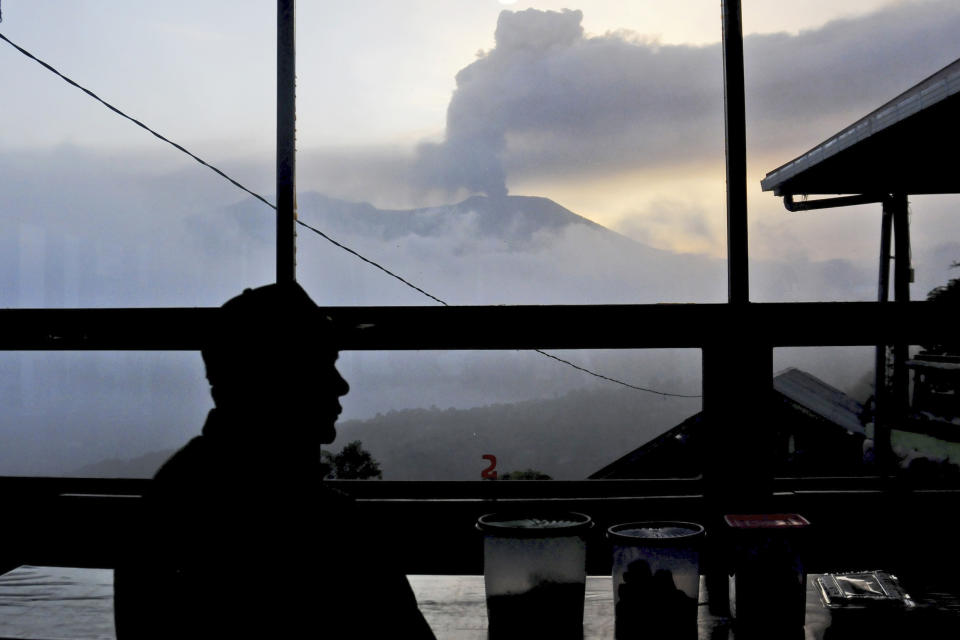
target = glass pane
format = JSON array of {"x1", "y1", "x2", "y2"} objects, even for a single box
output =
[
  {"x1": 1, "y1": 4, "x2": 277, "y2": 307},
  {"x1": 774, "y1": 341, "x2": 960, "y2": 482},
  {"x1": 895, "y1": 347, "x2": 960, "y2": 483},
  {"x1": 3, "y1": 2, "x2": 733, "y2": 308},
  {"x1": 295, "y1": 1, "x2": 725, "y2": 306},
  {"x1": 0, "y1": 352, "x2": 209, "y2": 477},
  {"x1": 0, "y1": 349, "x2": 701, "y2": 480},
  {"x1": 331, "y1": 349, "x2": 702, "y2": 480},
  {"x1": 771, "y1": 347, "x2": 875, "y2": 477},
  {"x1": 5, "y1": 3, "x2": 959, "y2": 308}
]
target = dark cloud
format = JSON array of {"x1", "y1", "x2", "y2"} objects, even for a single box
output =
[
  {"x1": 414, "y1": 9, "x2": 590, "y2": 198},
  {"x1": 415, "y1": 1, "x2": 960, "y2": 194}
]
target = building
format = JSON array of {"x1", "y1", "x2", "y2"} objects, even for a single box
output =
[{"x1": 590, "y1": 368, "x2": 866, "y2": 479}]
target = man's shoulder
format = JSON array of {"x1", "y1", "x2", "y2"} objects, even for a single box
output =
[
  {"x1": 153, "y1": 436, "x2": 348, "y2": 497},
  {"x1": 152, "y1": 436, "x2": 217, "y2": 487}
]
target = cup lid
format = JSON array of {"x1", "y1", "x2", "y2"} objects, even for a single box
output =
[
  {"x1": 607, "y1": 521, "x2": 705, "y2": 546},
  {"x1": 476, "y1": 512, "x2": 593, "y2": 537}
]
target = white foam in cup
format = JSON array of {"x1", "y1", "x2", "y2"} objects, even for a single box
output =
[{"x1": 617, "y1": 526, "x2": 699, "y2": 539}]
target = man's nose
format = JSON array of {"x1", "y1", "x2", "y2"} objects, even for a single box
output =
[{"x1": 336, "y1": 371, "x2": 350, "y2": 397}]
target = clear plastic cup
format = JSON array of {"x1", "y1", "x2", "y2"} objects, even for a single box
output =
[
  {"x1": 477, "y1": 512, "x2": 593, "y2": 639},
  {"x1": 607, "y1": 521, "x2": 704, "y2": 639}
]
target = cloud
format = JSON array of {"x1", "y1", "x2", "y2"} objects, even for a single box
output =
[
  {"x1": 615, "y1": 199, "x2": 721, "y2": 254},
  {"x1": 745, "y1": 0, "x2": 960, "y2": 152},
  {"x1": 413, "y1": 1, "x2": 960, "y2": 195},
  {"x1": 414, "y1": 9, "x2": 589, "y2": 198},
  {"x1": 414, "y1": 9, "x2": 594, "y2": 198}
]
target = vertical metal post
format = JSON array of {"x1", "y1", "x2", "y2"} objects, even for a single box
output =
[
  {"x1": 878, "y1": 203, "x2": 893, "y2": 304},
  {"x1": 722, "y1": 0, "x2": 748, "y2": 305},
  {"x1": 890, "y1": 194, "x2": 911, "y2": 472},
  {"x1": 703, "y1": 1, "x2": 771, "y2": 614},
  {"x1": 873, "y1": 201, "x2": 893, "y2": 473},
  {"x1": 709, "y1": 0, "x2": 769, "y2": 499},
  {"x1": 892, "y1": 194, "x2": 911, "y2": 304},
  {"x1": 703, "y1": 343, "x2": 774, "y2": 498},
  {"x1": 276, "y1": 0, "x2": 297, "y2": 283}
]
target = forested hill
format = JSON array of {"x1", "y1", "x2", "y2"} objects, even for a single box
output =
[
  {"x1": 69, "y1": 386, "x2": 699, "y2": 480},
  {"x1": 335, "y1": 386, "x2": 699, "y2": 481}
]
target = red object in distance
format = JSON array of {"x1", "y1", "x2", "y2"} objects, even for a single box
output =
[{"x1": 481, "y1": 454, "x2": 498, "y2": 480}]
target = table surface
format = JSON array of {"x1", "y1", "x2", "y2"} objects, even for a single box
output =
[
  {"x1": 409, "y1": 575, "x2": 764, "y2": 639},
  {"x1": 1, "y1": 568, "x2": 957, "y2": 639},
  {"x1": 409, "y1": 574, "x2": 958, "y2": 639}
]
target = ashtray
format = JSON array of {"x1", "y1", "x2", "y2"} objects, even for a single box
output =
[{"x1": 816, "y1": 571, "x2": 916, "y2": 610}]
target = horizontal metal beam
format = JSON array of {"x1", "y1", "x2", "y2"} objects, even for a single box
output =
[
  {"x1": 0, "y1": 302, "x2": 953, "y2": 350},
  {"x1": 5, "y1": 477, "x2": 959, "y2": 572},
  {"x1": 0, "y1": 475, "x2": 913, "y2": 501}
]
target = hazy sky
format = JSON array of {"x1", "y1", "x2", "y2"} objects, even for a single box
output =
[
  {"x1": 2, "y1": 1, "x2": 958, "y2": 267},
  {"x1": 3, "y1": 1, "x2": 958, "y2": 474},
  {"x1": 1, "y1": 1, "x2": 906, "y2": 148}
]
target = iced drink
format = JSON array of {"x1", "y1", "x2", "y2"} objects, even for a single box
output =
[
  {"x1": 477, "y1": 513, "x2": 592, "y2": 639},
  {"x1": 725, "y1": 513, "x2": 810, "y2": 631},
  {"x1": 607, "y1": 522, "x2": 704, "y2": 639}
]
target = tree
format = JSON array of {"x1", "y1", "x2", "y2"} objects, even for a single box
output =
[{"x1": 321, "y1": 440, "x2": 383, "y2": 479}]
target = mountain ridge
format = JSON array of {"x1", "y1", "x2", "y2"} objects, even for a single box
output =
[{"x1": 226, "y1": 191, "x2": 646, "y2": 250}]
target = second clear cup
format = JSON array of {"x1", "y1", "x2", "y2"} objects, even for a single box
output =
[{"x1": 607, "y1": 521, "x2": 704, "y2": 640}]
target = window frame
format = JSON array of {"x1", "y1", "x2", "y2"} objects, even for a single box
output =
[{"x1": 3, "y1": 1, "x2": 958, "y2": 574}]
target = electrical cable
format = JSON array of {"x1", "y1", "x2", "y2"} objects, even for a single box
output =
[
  {"x1": 0, "y1": 30, "x2": 702, "y2": 400},
  {"x1": 295, "y1": 219, "x2": 449, "y2": 306},
  {"x1": 534, "y1": 350, "x2": 701, "y2": 398}
]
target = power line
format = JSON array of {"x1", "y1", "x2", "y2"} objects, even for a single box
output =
[
  {"x1": 0, "y1": 30, "x2": 435, "y2": 303},
  {"x1": 296, "y1": 219, "x2": 449, "y2": 306},
  {"x1": 297, "y1": 219, "x2": 700, "y2": 398},
  {"x1": 534, "y1": 350, "x2": 701, "y2": 398},
  {"x1": 0, "y1": 30, "x2": 701, "y2": 400}
]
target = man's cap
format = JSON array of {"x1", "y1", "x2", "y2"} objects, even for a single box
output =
[
  {"x1": 202, "y1": 282, "x2": 337, "y2": 385},
  {"x1": 220, "y1": 280, "x2": 322, "y2": 314}
]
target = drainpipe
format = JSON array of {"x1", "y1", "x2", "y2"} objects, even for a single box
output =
[{"x1": 782, "y1": 193, "x2": 884, "y2": 212}]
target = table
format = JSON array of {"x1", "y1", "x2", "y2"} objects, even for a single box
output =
[
  {"x1": 409, "y1": 575, "x2": 749, "y2": 639},
  {"x1": 0, "y1": 568, "x2": 956, "y2": 639},
  {"x1": 409, "y1": 574, "x2": 958, "y2": 639},
  {"x1": 411, "y1": 575, "x2": 614, "y2": 639}
]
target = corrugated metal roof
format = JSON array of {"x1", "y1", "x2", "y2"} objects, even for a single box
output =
[
  {"x1": 761, "y1": 57, "x2": 960, "y2": 196},
  {"x1": 773, "y1": 367, "x2": 865, "y2": 435}
]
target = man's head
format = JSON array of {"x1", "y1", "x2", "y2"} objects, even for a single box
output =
[{"x1": 202, "y1": 282, "x2": 349, "y2": 447}]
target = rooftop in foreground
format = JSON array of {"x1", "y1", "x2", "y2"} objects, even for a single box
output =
[{"x1": 761, "y1": 57, "x2": 960, "y2": 197}]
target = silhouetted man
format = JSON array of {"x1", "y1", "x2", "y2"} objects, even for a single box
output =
[{"x1": 114, "y1": 282, "x2": 435, "y2": 638}]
